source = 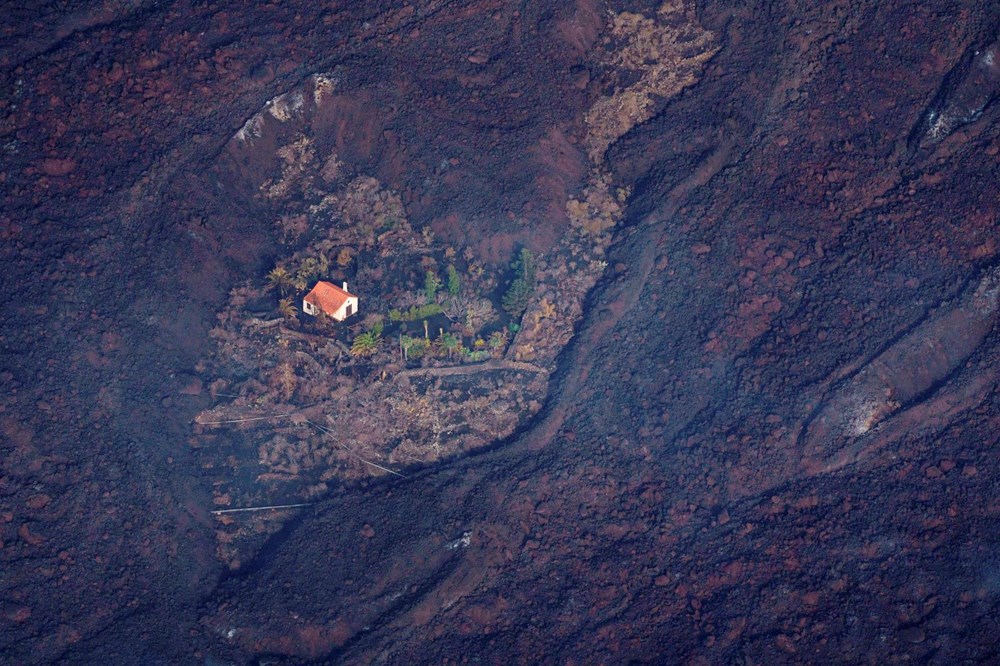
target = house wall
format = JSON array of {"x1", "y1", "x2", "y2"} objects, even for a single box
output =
[
  {"x1": 332, "y1": 296, "x2": 359, "y2": 321},
  {"x1": 302, "y1": 295, "x2": 357, "y2": 320}
]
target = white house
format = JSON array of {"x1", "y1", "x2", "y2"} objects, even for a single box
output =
[{"x1": 302, "y1": 281, "x2": 358, "y2": 321}]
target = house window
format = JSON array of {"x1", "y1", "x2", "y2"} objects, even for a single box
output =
[{"x1": 346, "y1": 303, "x2": 353, "y2": 317}]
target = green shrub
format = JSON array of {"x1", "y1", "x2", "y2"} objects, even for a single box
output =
[
  {"x1": 447, "y1": 264, "x2": 461, "y2": 296},
  {"x1": 350, "y1": 329, "x2": 381, "y2": 357},
  {"x1": 389, "y1": 303, "x2": 444, "y2": 322},
  {"x1": 400, "y1": 335, "x2": 429, "y2": 360}
]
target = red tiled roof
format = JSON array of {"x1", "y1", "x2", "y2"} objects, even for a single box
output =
[{"x1": 304, "y1": 281, "x2": 353, "y2": 316}]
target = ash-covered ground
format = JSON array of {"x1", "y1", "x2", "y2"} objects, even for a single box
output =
[{"x1": 2, "y1": 1, "x2": 1000, "y2": 663}]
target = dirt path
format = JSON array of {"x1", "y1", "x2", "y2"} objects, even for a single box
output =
[{"x1": 394, "y1": 359, "x2": 548, "y2": 380}]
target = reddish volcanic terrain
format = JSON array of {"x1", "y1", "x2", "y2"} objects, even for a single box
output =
[{"x1": 2, "y1": 0, "x2": 1000, "y2": 664}]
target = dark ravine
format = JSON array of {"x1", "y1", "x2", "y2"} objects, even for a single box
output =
[{"x1": 3, "y1": 0, "x2": 1000, "y2": 664}]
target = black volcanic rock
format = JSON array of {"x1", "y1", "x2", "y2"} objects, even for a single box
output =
[{"x1": 2, "y1": 0, "x2": 1000, "y2": 664}]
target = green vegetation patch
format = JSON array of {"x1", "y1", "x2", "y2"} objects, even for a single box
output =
[
  {"x1": 389, "y1": 303, "x2": 445, "y2": 322},
  {"x1": 502, "y1": 248, "x2": 536, "y2": 316}
]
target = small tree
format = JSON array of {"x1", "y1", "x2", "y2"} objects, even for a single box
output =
[
  {"x1": 502, "y1": 248, "x2": 536, "y2": 316},
  {"x1": 488, "y1": 329, "x2": 509, "y2": 357},
  {"x1": 464, "y1": 298, "x2": 497, "y2": 335},
  {"x1": 400, "y1": 334, "x2": 431, "y2": 361},
  {"x1": 400, "y1": 335, "x2": 416, "y2": 361},
  {"x1": 443, "y1": 292, "x2": 472, "y2": 323},
  {"x1": 424, "y1": 269, "x2": 442, "y2": 303},
  {"x1": 446, "y1": 264, "x2": 461, "y2": 296},
  {"x1": 336, "y1": 247, "x2": 354, "y2": 268},
  {"x1": 436, "y1": 330, "x2": 462, "y2": 360}
]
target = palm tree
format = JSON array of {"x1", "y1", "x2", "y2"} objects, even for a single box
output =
[
  {"x1": 400, "y1": 335, "x2": 418, "y2": 361},
  {"x1": 437, "y1": 331, "x2": 462, "y2": 360},
  {"x1": 351, "y1": 330, "x2": 381, "y2": 358},
  {"x1": 267, "y1": 266, "x2": 294, "y2": 295},
  {"x1": 488, "y1": 330, "x2": 508, "y2": 357},
  {"x1": 277, "y1": 297, "x2": 298, "y2": 321}
]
